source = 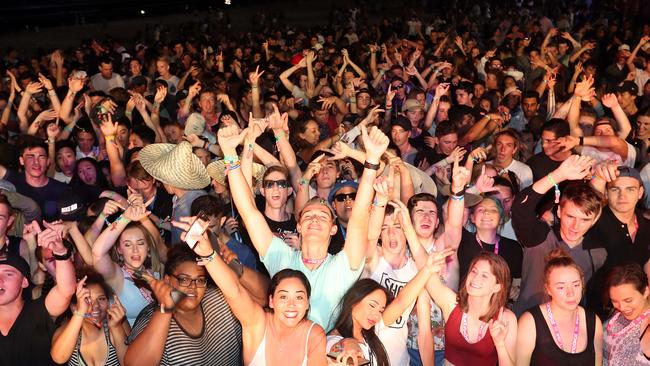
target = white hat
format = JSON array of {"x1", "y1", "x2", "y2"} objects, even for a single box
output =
[
  {"x1": 618, "y1": 44, "x2": 631, "y2": 52},
  {"x1": 184, "y1": 113, "x2": 206, "y2": 137},
  {"x1": 503, "y1": 86, "x2": 522, "y2": 98},
  {"x1": 139, "y1": 141, "x2": 211, "y2": 190}
]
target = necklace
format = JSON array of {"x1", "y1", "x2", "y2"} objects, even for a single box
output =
[
  {"x1": 302, "y1": 255, "x2": 328, "y2": 265},
  {"x1": 461, "y1": 312, "x2": 487, "y2": 343},
  {"x1": 546, "y1": 302, "x2": 580, "y2": 353},
  {"x1": 476, "y1": 234, "x2": 500, "y2": 255},
  {"x1": 606, "y1": 308, "x2": 650, "y2": 337}
]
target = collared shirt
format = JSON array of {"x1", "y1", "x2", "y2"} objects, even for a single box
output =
[{"x1": 171, "y1": 189, "x2": 207, "y2": 244}]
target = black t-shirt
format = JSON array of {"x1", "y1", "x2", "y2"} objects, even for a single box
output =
[
  {"x1": 5, "y1": 171, "x2": 71, "y2": 222},
  {"x1": 458, "y1": 229, "x2": 523, "y2": 281},
  {"x1": 526, "y1": 152, "x2": 561, "y2": 183},
  {"x1": 0, "y1": 297, "x2": 57, "y2": 366}
]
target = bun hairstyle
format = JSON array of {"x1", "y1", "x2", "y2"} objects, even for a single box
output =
[{"x1": 543, "y1": 249, "x2": 585, "y2": 297}]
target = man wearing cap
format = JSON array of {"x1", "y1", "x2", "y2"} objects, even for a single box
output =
[
  {"x1": 219, "y1": 124, "x2": 389, "y2": 331},
  {"x1": 616, "y1": 80, "x2": 640, "y2": 123},
  {"x1": 0, "y1": 228, "x2": 76, "y2": 366},
  {"x1": 587, "y1": 161, "x2": 650, "y2": 315},
  {"x1": 326, "y1": 180, "x2": 358, "y2": 255},
  {"x1": 139, "y1": 141, "x2": 209, "y2": 244},
  {"x1": 605, "y1": 45, "x2": 631, "y2": 88},
  {"x1": 391, "y1": 116, "x2": 418, "y2": 164}
]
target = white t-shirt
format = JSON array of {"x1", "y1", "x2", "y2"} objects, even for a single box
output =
[
  {"x1": 365, "y1": 257, "x2": 418, "y2": 366},
  {"x1": 634, "y1": 69, "x2": 650, "y2": 97},
  {"x1": 581, "y1": 143, "x2": 636, "y2": 168},
  {"x1": 157, "y1": 75, "x2": 180, "y2": 95},
  {"x1": 90, "y1": 73, "x2": 125, "y2": 93},
  {"x1": 488, "y1": 159, "x2": 533, "y2": 189}
]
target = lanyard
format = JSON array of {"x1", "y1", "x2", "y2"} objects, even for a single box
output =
[
  {"x1": 546, "y1": 302, "x2": 580, "y2": 353},
  {"x1": 606, "y1": 308, "x2": 650, "y2": 337},
  {"x1": 476, "y1": 234, "x2": 500, "y2": 255}
]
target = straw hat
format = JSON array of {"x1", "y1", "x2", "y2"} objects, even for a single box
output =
[
  {"x1": 206, "y1": 160, "x2": 266, "y2": 186},
  {"x1": 139, "y1": 141, "x2": 211, "y2": 190}
]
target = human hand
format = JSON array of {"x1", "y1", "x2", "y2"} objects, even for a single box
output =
[
  {"x1": 451, "y1": 154, "x2": 470, "y2": 192},
  {"x1": 172, "y1": 215, "x2": 213, "y2": 257},
  {"x1": 326, "y1": 141, "x2": 351, "y2": 160},
  {"x1": 593, "y1": 160, "x2": 619, "y2": 182},
  {"x1": 388, "y1": 199, "x2": 415, "y2": 231},
  {"x1": 38, "y1": 73, "x2": 54, "y2": 91},
  {"x1": 554, "y1": 155, "x2": 594, "y2": 181},
  {"x1": 385, "y1": 84, "x2": 396, "y2": 105},
  {"x1": 217, "y1": 124, "x2": 248, "y2": 155},
  {"x1": 101, "y1": 200, "x2": 123, "y2": 217},
  {"x1": 435, "y1": 83, "x2": 450, "y2": 99},
  {"x1": 34, "y1": 109, "x2": 59, "y2": 126},
  {"x1": 22, "y1": 220, "x2": 41, "y2": 242},
  {"x1": 248, "y1": 65, "x2": 265, "y2": 86},
  {"x1": 222, "y1": 217, "x2": 240, "y2": 235},
  {"x1": 75, "y1": 276, "x2": 91, "y2": 314},
  {"x1": 107, "y1": 295, "x2": 126, "y2": 328},
  {"x1": 488, "y1": 308, "x2": 509, "y2": 347},
  {"x1": 154, "y1": 85, "x2": 167, "y2": 104},
  {"x1": 474, "y1": 165, "x2": 499, "y2": 194},
  {"x1": 188, "y1": 81, "x2": 201, "y2": 99},
  {"x1": 99, "y1": 113, "x2": 118, "y2": 137},
  {"x1": 303, "y1": 154, "x2": 325, "y2": 180},
  {"x1": 361, "y1": 125, "x2": 389, "y2": 163},
  {"x1": 425, "y1": 247, "x2": 455, "y2": 274},
  {"x1": 51, "y1": 50, "x2": 64, "y2": 67},
  {"x1": 25, "y1": 82, "x2": 44, "y2": 95},
  {"x1": 601, "y1": 93, "x2": 619, "y2": 109},
  {"x1": 46, "y1": 122, "x2": 60, "y2": 140},
  {"x1": 122, "y1": 204, "x2": 150, "y2": 222},
  {"x1": 68, "y1": 75, "x2": 85, "y2": 93}
]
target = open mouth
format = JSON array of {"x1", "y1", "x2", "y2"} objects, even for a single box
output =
[{"x1": 284, "y1": 311, "x2": 299, "y2": 319}]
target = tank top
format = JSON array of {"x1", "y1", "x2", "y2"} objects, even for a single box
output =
[
  {"x1": 67, "y1": 321, "x2": 120, "y2": 366},
  {"x1": 604, "y1": 311, "x2": 650, "y2": 365},
  {"x1": 444, "y1": 306, "x2": 498, "y2": 366},
  {"x1": 248, "y1": 317, "x2": 316, "y2": 366},
  {"x1": 119, "y1": 267, "x2": 158, "y2": 326},
  {"x1": 368, "y1": 256, "x2": 418, "y2": 366},
  {"x1": 529, "y1": 305, "x2": 596, "y2": 366}
]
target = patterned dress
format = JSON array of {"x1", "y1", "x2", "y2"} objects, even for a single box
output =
[{"x1": 604, "y1": 311, "x2": 650, "y2": 366}]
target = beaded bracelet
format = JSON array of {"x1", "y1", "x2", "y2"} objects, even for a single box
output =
[{"x1": 223, "y1": 155, "x2": 239, "y2": 164}]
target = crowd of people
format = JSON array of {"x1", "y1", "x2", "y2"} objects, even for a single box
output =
[{"x1": 1, "y1": 0, "x2": 650, "y2": 365}]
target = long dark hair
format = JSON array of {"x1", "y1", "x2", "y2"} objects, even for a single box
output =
[
  {"x1": 331, "y1": 279, "x2": 390, "y2": 366},
  {"x1": 267, "y1": 269, "x2": 311, "y2": 317}
]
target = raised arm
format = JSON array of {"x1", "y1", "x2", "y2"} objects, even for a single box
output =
[
  {"x1": 40, "y1": 226, "x2": 77, "y2": 316},
  {"x1": 627, "y1": 36, "x2": 650, "y2": 72},
  {"x1": 280, "y1": 58, "x2": 306, "y2": 93},
  {"x1": 568, "y1": 75, "x2": 595, "y2": 136},
  {"x1": 439, "y1": 154, "x2": 470, "y2": 250},
  {"x1": 60, "y1": 76, "x2": 85, "y2": 124},
  {"x1": 343, "y1": 126, "x2": 389, "y2": 270},
  {"x1": 383, "y1": 249, "x2": 454, "y2": 325},
  {"x1": 343, "y1": 49, "x2": 367, "y2": 80},
  {"x1": 601, "y1": 93, "x2": 632, "y2": 139},
  {"x1": 100, "y1": 115, "x2": 127, "y2": 187},
  {"x1": 51, "y1": 279, "x2": 90, "y2": 364},
  {"x1": 248, "y1": 66, "x2": 265, "y2": 118},
  {"x1": 220, "y1": 125, "x2": 274, "y2": 257},
  {"x1": 39, "y1": 73, "x2": 61, "y2": 114},
  {"x1": 556, "y1": 134, "x2": 629, "y2": 159}
]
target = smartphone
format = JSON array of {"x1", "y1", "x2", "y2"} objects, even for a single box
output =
[
  {"x1": 326, "y1": 352, "x2": 370, "y2": 366},
  {"x1": 185, "y1": 211, "x2": 210, "y2": 249}
]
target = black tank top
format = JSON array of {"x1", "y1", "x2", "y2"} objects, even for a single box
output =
[{"x1": 529, "y1": 305, "x2": 596, "y2": 366}]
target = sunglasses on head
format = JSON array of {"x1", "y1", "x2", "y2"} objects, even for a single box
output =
[
  {"x1": 263, "y1": 179, "x2": 289, "y2": 189},
  {"x1": 334, "y1": 192, "x2": 356, "y2": 202}
]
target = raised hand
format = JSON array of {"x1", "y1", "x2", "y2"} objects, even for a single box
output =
[
  {"x1": 268, "y1": 104, "x2": 289, "y2": 132},
  {"x1": 424, "y1": 136, "x2": 438, "y2": 149},
  {"x1": 25, "y1": 81, "x2": 44, "y2": 95},
  {"x1": 100, "y1": 113, "x2": 118, "y2": 137},
  {"x1": 360, "y1": 105, "x2": 385, "y2": 126},
  {"x1": 318, "y1": 96, "x2": 337, "y2": 111},
  {"x1": 247, "y1": 113, "x2": 267, "y2": 141},
  {"x1": 154, "y1": 85, "x2": 167, "y2": 104},
  {"x1": 326, "y1": 141, "x2": 352, "y2": 160},
  {"x1": 474, "y1": 165, "x2": 499, "y2": 194},
  {"x1": 435, "y1": 83, "x2": 450, "y2": 98},
  {"x1": 388, "y1": 199, "x2": 415, "y2": 231},
  {"x1": 555, "y1": 155, "x2": 594, "y2": 181},
  {"x1": 188, "y1": 81, "x2": 201, "y2": 99},
  {"x1": 554, "y1": 135, "x2": 579, "y2": 152},
  {"x1": 385, "y1": 84, "x2": 396, "y2": 105},
  {"x1": 123, "y1": 204, "x2": 150, "y2": 222},
  {"x1": 217, "y1": 125, "x2": 248, "y2": 155},
  {"x1": 601, "y1": 93, "x2": 619, "y2": 109},
  {"x1": 51, "y1": 50, "x2": 64, "y2": 67},
  {"x1": 361, "y1": 125, "x2": 389, "y2": 162},
  {"x1": 303, "y1": 154, "x2": 325, "y2": 180},
  {"x1": 574, "y1": 74, "x2": 594, "y2": 99},
  {"x1": 34, "y1": 109, "x2": 59, "y2": 125},
  {"x1": 426, "y1": 247, "x2": 455, "y2": 274},
  {"x1": 38, "y1": 73, "x2": 54, "y2": 91},
  {"x1": 171, "y1": 215, "x2": 213, "y2": 257},
  {"x1": 107, "y1": 295, "x2": 126, "y2": 328},
  {"x1": 593, "y1": 160, "x2": 619, "y2": 182},
  {"x1": 248, "y1": 65, "x2": 265, "y2": 86},
  {"x1": 74, "y1": 276, "x2": 90, "y2": 315},
  {"x1": 68, "y1": 75, "x2": 85, "y2": 93},
  {"x1": 46, "y1": 122, "x2": 60, "y2": 140},
  {"x1": 451, "y1": 153, "x2": 470, "y2": 192},
  {"x1": 488, "y1": 308, "x2": 509, "y2": 347}
]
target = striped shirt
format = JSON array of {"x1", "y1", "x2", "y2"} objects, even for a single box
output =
[
  {"x1": 127, "y1": 287, "x2": 242, "y2": 366},
  {"x1": 67, "y1": 321, "x2": 120, "y2": 366}
]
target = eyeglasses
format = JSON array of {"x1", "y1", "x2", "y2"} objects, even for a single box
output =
[
  {"x1": 334, "y1": 192, "x2": 356, "y2": 202},
  {"x1": 392, "y1": 84, "x2": 404, "y2": 89},
  {"x1": 171, "y1": 274, "x2": 208, "y2": 288},
  {"x1": 263, "y1": 179, "x2": 289, "y2": 189}
]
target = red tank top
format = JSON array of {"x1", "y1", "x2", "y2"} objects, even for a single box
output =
[{"x1": 444, "y1": 306, "x2": 498, "y2": 366}]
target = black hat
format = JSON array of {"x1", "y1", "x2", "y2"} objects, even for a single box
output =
[
  {"x1": 58, "y1": 194, "x2": 86, "y2": 222},
  {"x1": 0, "y1": 252, "x2": 31, "y2": 280},
  {"x1": 616, "y1": 81, "x2": 638, "y2": 96},
  {"x1": 391, "y1": 116, "x2": 412, "y2": 132}
]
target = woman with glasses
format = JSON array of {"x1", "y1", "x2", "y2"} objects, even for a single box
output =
[{"x1": 124, "y1": 244, "x2": 243, "y2": 366}]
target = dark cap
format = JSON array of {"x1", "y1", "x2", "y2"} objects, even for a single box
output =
[
  {"x1": 128, "y1": 75, "x2": 147, "y2": 88},
  {"x1": 616, "y1": 81, "x2": 638, "y2": 96},
  {"x1": 58, "y1": 194, "x2": 86, "y2": 222},
  {"x1": 0, "y1": 252, "x2": 31, "y2": 280},
  {"x1": 616, "y1": 166, "x2": 642, "y2": 184},
  {"x1": 328, "y1": 180, "x2": 359, "y2": 204},
  {"x1": 391, "y1": 116, "x2": 412, "y2": 132}
]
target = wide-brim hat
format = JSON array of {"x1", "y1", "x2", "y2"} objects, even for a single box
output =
[
  {"x1": 206, "y1": 160, "x2": 266, "y2": 186},
  {"x1": 139, "y1": 141, "x2": 211, "y2": 190}
]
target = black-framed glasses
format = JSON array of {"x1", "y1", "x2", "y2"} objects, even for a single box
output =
[
  {"x1": 334, "y1": 192, "x2": 356, "y2": 202},
  {"x1": 171, "y1": 274, "x2": 208, "y2": 288},
  {"x1": 263, "y1": 179, "x2": 289, "y2": 189}
]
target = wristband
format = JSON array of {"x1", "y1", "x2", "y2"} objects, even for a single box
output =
[
  {"x1": 73, "y1": 311, "x2": 86, "y2": 318},
  {"x1": 105, "y1": 135, "x2": 115, "y2": 142},
  {"x1": 299, "y1": 178, "x2": 309, "y2": 186},
  {"x1": 125, "y1": 110, "x2": 132, "y2": 117},
  {"x1": 63, "y1": 124, "x2": 75, "y2": 133},
  {"x1": 223, "y1": 155, "x2": 239, "y2": 164},
  {"x1": 547, "y1": 174, "x2": 561, "y2": 203},
  {"x1": 364, "y1": 161, "x2": 381, "y2": 170},
  {"x1": 116, "y1": 215, "x2": 131, "y2": 225},
  {"x1": 579, "y1": 136, "x2": 584, "y2": 146},
  {"x1": 450, "y1": 194, "x2": 465, "y2": 201},
  {"x1": 152, "y1": 102, "x2": 160, "y2": 110},
  {"x1": 53, "y1": 248, "x2": 73, "y2": 261},
  {"x1": 451, "y1": 187, "x2": 466, "y2": 197},
  {"x1": 196, "y1": 251, "x2": 217, "y2": 266}
]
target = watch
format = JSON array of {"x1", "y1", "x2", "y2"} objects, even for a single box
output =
[{"x1": 364, "y1": 161, "x2": 381, "y2": 170}]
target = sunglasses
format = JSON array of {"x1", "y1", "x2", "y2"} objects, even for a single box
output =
[
  {"x1": 334, "y1": 192, "x2": 356, "y2": 202},
  {"x1": 392, "y1": 84, "x2": 404, "y2": 89},
  {"x1": 263, "y1": 179, "x2": 289, "y2": 189}
]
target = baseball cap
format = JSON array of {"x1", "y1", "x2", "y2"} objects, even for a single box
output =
[
  {"x1": 616, "y1": 81, "x2": 639, "y2": 96},
  {"x1": 616, "y1": 166, "x2": 642, "y2": 184},
  {"x1": 391, "y1": 116, "x2": 412, "y2": 132},
  {"x1": 503, "y1": 86, "x2": 522, "y2": 98},
  {"x1": 402, "y1": 99, "x2": 424, "y2": 112},
  {"x1": 128, "y1": 75, "x2": 147, "y2": 89},
  {"x1": 328, "y1": 180, "x2": 359, "y2": 205},
  {"x1": 618, "y1": 44, "x2": 631, "y2": 52},
  {"x1": 58, "y1": 194, "x2": 86, "y2": 222},
  {"x1": 0, "y1": 252, "x2": 31, "y2": 280}
]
